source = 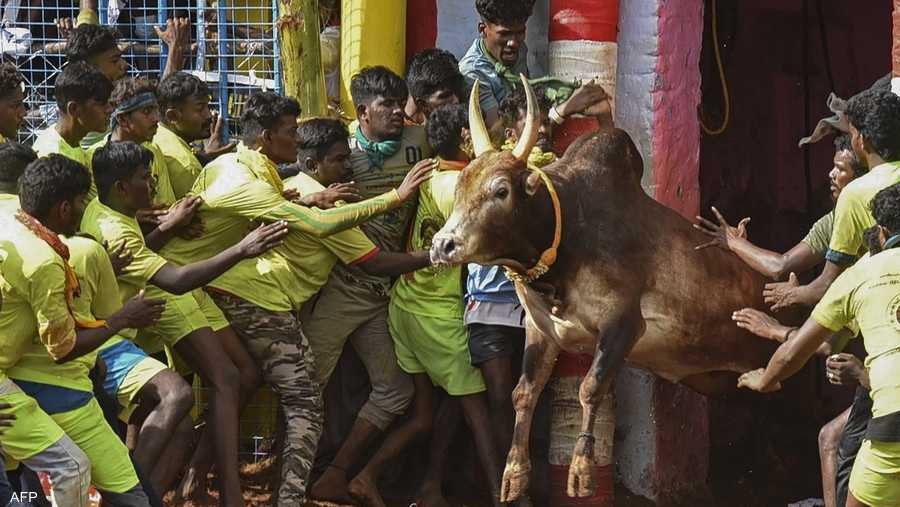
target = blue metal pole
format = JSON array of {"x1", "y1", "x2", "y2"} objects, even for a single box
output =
[
  {"x1": 98, "y1": 0, "x2": 108, "y2": 26},
  {"x1": 272, "y1": 0, "x2": 281, "y2": 94},
  {"x1": 216, "y1": 0, "x2": 230, "y2": 139},
  {"x1": 195, "y1": 0, "x2": 207, "y2": 70},
  {"x1": 158, "y1": 1, "x2": 168, "y2": 75}
]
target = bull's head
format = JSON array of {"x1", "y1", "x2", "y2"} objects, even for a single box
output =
[{"x1": 431, "y1": 75, "x2": 549, "y2": 272}]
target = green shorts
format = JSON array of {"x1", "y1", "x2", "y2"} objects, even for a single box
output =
[
  {"x1": 0, "y1": 378, "x2": 65, "y2": 462},
  {"x1": 135, "y1": 286, "x2": 229, "y2": 354},
  {"x1": 117, "y1": 356, "x2": 168, "y2": 423},
  {"x1": 849, "y1": 439, "x2": 900, "y2": 505},
  {"x1": 388, "y1": 302, "x2": 485, "y2": 396},
  {"x1": 51, "y1": 398, "x2": 139, "y2": 493}
]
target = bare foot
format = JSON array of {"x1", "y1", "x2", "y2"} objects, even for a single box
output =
[
  {"x1": 309, "y1": 466, "x2": 354, "y2": 504},
  {"x1": 416, "y1": 480, "x2": 450, "y2": 507},
  {"x1": 348, "y1": 472, "x2": 386, "y2": 507}
]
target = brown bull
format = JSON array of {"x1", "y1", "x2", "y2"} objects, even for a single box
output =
[{"x1": 430, "y1": 77, "x2": 780, "y2": 501}]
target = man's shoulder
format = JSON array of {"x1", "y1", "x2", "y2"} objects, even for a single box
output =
[
  {"x1": 63, "y1": 235, "x2": 106, "y2": 263},
  {"x1": 459, "y1": 39, "x2": 487, "y2": 73},
  {"x1": 32, "y1": 127, "x2": 60, "y2": 154},
  {"x1": 284, "y1": 172, "x2": 325, "y2": 195},
  {"x1": 0, "y1": 224, "x2": 63, "y2": 279}
]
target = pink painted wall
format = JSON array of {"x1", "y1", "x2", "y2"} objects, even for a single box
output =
[{"x1": 652, "y1": 0, "x2": 703, "y2": 220}]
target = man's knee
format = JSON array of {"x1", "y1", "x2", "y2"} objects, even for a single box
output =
[
  {"x1": 819, "y1": 423, "x2": 841, "y2": 455},
  {"x1": 153, "y1": 372, "x2": 194, "y2": 417},
  {"x1": 370, "y1": 371, "x2": 413, "y2": 416}
]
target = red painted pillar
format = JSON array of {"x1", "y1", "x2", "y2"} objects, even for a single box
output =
[
  {"x1": 893, "y1": 0, "x2": 900, "y2": 94},
  {"x1": 547, "y1": 3, "x2": 619, "y2": 505},
  {"x1": 549, "y1": 0, "x2": 619, "y2": 154}
]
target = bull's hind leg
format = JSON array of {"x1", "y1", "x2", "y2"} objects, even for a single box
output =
[
  {"x1": 568, "y1": 310, "x2": 642, "y2": 498},
  {"x1": 500, "y1": 323, "x2": 560, "y2": 503}
]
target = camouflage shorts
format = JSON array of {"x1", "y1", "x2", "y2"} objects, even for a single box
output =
[{"x1": 209, "y1": 291, "x2": 323, "y2": 504}]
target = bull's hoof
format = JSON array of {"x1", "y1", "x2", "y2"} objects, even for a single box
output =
[
  {"x1": 500, "y1": 461, "x2": 532, "y2": 503},
  {"x1": 566, "y1": 454, "x2": 596, "y2": 498}
]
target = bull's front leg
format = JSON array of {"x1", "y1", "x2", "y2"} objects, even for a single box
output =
[
  {"x1": 500, "y1": 322, "x2": 560, "y2": 503},
  {"x1": 568, "y1": 309, "x2": 642, "y2": 498}
]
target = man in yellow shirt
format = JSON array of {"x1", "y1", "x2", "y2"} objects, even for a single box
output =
[
  {"x1": 159, "y1": 92, "x2": 431, "y2": 504},
  {"x1": 32, "y1": 62, "x2": 113, "y2": 201},
  {"x1": 91, "y1": 76, "x2": 181, "y2": 228},
  {"x1": 86, "y1": 76, "x2": 203, "y2": 495},
  {"x1": 764, "y1": 88, "x2": 900, "y2": 311},
  {"x1": 740, "y1": 182, "x2": 900, "y2": 507},
  {"x1": 1, "y1": 154, "x2": 167, "y2": 506},
  {"x1": 81, "y1": 141, "x2": 287, "y2": 507},
  {"x1": 0, "y1": 63, "x2": 26, "y2": 143},
  {"x1": 154, "y1": 72, "x2": 235, "y2": 200}
]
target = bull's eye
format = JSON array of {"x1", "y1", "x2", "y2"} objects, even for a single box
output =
[{"x1": 494, "y1": 187, "x2": 509, "y2": 199}]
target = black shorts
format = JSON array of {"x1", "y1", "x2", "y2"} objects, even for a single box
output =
[
  {"x1": 835, "y1": 385, "x2": 874, "y2": 507},
  {"x1": 467, "y1": 323, "x2": 525, "y2": 366}
]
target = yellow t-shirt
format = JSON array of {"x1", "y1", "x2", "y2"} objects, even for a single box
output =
[
  {"x1": 152, "y1": 124, "x2": 203, "y2": 200},
  {"x1": 160, "y1": 146, "x2": 401, "y2": 312},
  {"x1": 32, "y1": 126, "x2": 97, "y2": 202},
  {"x1": 8, "y1": 235, "x2": 125, "y2": 392},
  {"x1": 80, "y1": 199, "x2": 167, "y2": 303},
  {"x1": 391, "y1": 169, "x2": 461, "y2": 317},
  {"x1": 812, "y1": 248, "x2": 900, "y2": 418},
  {"x1": 88, "y1": 138, "x2": 177, "y2": 207},
  {"x1": 278, "y1": 173, "x2": 379, "y2": 306},
  {"x1": 828, "y1": 162, "x2": 900, "y2": 264},
  {"x1": 0, "y1": 193, "x2": 19, "y2": 215},
  {"x1": 0, "y1": 218, "x2": 77, "y2": 374}
]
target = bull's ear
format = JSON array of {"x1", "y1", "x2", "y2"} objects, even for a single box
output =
[{"x1": 525, "y1": 171, "x2": 542, "y2": 196}]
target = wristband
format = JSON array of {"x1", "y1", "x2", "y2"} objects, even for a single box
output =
[{"x1": 549, "y1": 105, "x2": 565, "y2": 125}]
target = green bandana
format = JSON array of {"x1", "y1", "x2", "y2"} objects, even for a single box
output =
[{"x1": 355, "y1": 127, "x2": 400, "y2": 168}]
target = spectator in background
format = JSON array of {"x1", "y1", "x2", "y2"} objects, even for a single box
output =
[
  {"x1": 0, "y1": 63, "x2": 26, "y2": 142},
  {"x1": 405, "y1": 48, "x2": 465, "y2": 125}
]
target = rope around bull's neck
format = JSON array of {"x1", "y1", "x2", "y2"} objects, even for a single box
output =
[{"x1": 504, "y1": 166, "x2": 562, "y2": 285}]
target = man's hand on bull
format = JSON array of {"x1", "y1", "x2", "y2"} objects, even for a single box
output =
[
  {"x1": 693, "y1": 206, "x2": 749, "y2": 251},
  {"x1": 731, "y1": 308, "x2": 795, "y2": 343},
  {"x1": 763, "y1": 273, "x2": 801, "y2": 311},
  {"x1": 556, "y1": 80, "x2": 609, "y2": 118},
  {"x1": 737, "y1": 368, "x2": 782, "y2": 393},
  {"x1": 825, "y1": 353, "x2": 869, "y2": 389}
]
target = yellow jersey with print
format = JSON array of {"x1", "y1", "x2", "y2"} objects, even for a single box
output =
[
  {"x1": 152, "y1": 124, "x2": 203, "y2": 200},
  {"x1": 32, "y1": 126, "x2": 97, "y2": 202},
  {"x1": 0, "y1": 218, "x2": 77, "y2": 375},
  {"x1": 0, "y1": 193, "x2": 19, "y2": 216},
  {"x1": 812, "y1": 248, "x2": 900, "y2": 419},
  {"x1": 87, "y1": 138, "x2": 177, "y2": 207},
  {"x1": 391, "y1": 168, "x2": 461, "y2": 318},
  {"x1": 327, "y1": 125, "x2": 432, "y2": 298},
  {"x1": 160, "y1": 145, "x2": 402, "y2": 312},
  {"x1": 80, "y1": 199, "x2": 167, "y2": 303},
  {"x1": 277, "y1": 173, "x2": 379, "y2": 306},
  {"x1": 827, "y1": 162, "x2": 900, "y2": 265},
  {"x1": 8, "y1": 235, "x2": 125, "y2": 392}
]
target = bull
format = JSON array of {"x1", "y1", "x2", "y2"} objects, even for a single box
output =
[{"x1": 430, "y1": 77, "x2": 780, "y2": 501}]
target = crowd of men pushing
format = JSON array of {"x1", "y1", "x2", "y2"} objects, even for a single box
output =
[{"x1": 0, "y1": 0, "x2": 899, "y2": 505}]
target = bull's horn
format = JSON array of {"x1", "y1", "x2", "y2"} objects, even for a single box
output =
[
  {"x1": 511, "y1": 74, "x2": 539, "y2": 162},
  {"x1": 469, "y1": 79, "x2": 493, "y2": 157}
]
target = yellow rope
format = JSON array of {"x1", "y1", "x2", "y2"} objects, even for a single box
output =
[
  {"x1": 505, "y1": 165, "x2": 562, "y2": 284},
  {"x1": 700, "y1": 0, "x2": 731, "y2": 136}
]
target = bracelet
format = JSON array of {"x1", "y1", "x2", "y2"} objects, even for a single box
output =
[{"x1": 549, "y1": 105, "x2": 565, "y2": 125}]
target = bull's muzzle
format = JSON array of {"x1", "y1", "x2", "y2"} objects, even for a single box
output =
[{"x1": 430, "y1": 233, "x2": 462, "y2": 265}]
